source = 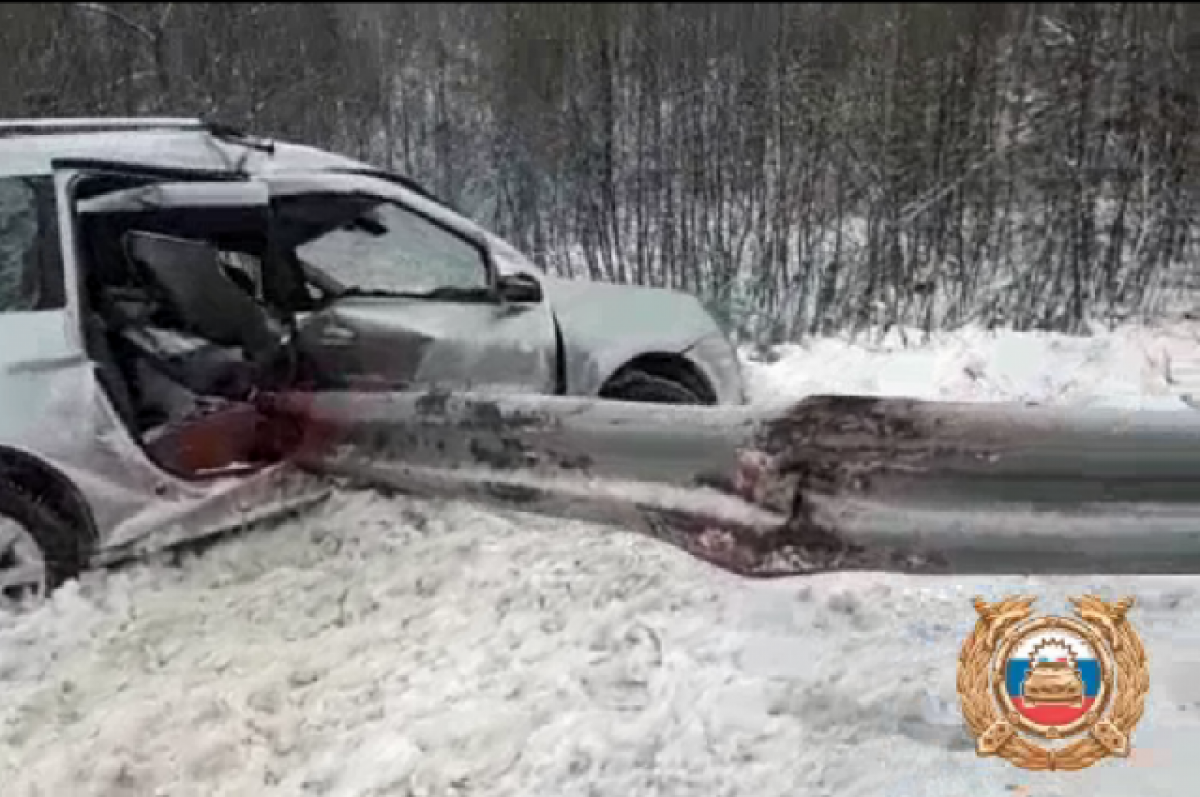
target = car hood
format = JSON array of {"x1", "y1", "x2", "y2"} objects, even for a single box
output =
[
  {"x1": 486, "y1": 234, "x2": 721, "y2": 348},
  {"x1": 537, "y1": 274, "x2": 721, "y2": 351},
  {"x1": 483, "y1": 233, "x2": 729, "y2": 394}
]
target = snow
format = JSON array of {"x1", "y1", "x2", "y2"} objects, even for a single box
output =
[
  {"x1": 743, "y1": 320, "x2": 1200, "y2": 410},
  {"x1": 4, "y1": 322, "x2": 1200, "y2": 797}
]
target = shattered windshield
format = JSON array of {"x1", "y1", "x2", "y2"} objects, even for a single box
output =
[{"x1": 0, "y1": 175, "x2": 63, "y2": 312}]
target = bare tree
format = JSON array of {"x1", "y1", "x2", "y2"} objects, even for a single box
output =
[{"x1": 2, "y1": 2, "x2": 1198, "y2": 343}]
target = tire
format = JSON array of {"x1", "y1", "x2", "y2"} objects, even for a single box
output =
[
  {"x1": 0, "y1": 481, "x2": 88, "y2": 609},
  {"x1": 600, "y1": 369, "x2": 707, "y2": 405}
]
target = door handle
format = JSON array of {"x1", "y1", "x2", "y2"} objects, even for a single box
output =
[{"x1": 319, "y1": 325, "x2": 357, "y2": 346}]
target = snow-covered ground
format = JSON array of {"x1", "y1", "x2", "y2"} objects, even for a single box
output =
[
  {"x1": 4, "y1": 322, "x2": 1200, "y2": 797},
  {"x1": 743, "y1": 321, "x2": 1200, "y2": 410}
]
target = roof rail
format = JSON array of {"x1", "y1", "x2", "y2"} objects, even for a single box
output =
[
  {"x1": 0, "y1": 117, "x2": 276, "y2": 154},
  {"x1": 0, "y1": 117, "x2": 207, "y2": 137}
]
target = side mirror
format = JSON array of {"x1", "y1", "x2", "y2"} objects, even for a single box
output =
[{"x1": 496, "y1": 273, "x2": 543, "y2": 304}]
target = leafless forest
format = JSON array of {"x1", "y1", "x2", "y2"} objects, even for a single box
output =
[{"x1": 4, "y1": 2, "x2": 1200, "y2": 342}]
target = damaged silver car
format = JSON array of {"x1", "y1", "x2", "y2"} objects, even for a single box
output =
[{"x1": 0, "y1": 118, "x2": 745, "y2": 607}]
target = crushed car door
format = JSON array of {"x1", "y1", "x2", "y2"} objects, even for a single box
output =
[
  {"x1": 50, "y1": 161, "x2": 330, "y2": 555},
  {"x1": 262, "y1": 172, "x2": 559, "y2": 394}
]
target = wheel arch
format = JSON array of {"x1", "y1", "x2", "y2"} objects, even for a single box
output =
[
  {"x1": 598, "y1": 352, "x2": 718, "y2": 405},
  {"x1": 0, "y1": 446, "x2": 99, "y2": 544}
]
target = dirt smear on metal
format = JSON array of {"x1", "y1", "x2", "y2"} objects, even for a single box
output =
[
  {"x1": 655, "y1": 395, "x2": 999, "y2": 578},
  {"x1": 320, "y1": 391, "x2": 1006, "y2": 579}
]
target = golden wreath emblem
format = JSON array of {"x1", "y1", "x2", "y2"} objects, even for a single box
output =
[{"x1": 956, "y1": 594, "x2": 1149, "y2": 772}]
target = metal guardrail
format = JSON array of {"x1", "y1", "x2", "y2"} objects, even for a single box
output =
[{"x1": 286, "y1": 389, "x2": 1200, "y2": 578}]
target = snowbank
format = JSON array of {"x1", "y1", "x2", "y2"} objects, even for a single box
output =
[
  {"x1": 744, "y1": 321, "x2": 1200, "y2": 410},
  {"x1": 3, "y1": 323, "x2": 1200, "y2": 797}
]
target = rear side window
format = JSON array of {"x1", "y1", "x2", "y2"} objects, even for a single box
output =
[{"x1": 0, "y1": 176, "x2": 64, "y2": 311}]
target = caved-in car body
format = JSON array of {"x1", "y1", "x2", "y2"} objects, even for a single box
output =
[{"x1": 0, "y1": 119, "x2": 745, "y2": 606}]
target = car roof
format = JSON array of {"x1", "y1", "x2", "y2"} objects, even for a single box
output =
[
  {"x1": 0, "y1": 119, "x2": 549, "y2": 277},
  {"x1": 0, "y1": 123, "x2": 373, "y2": 177},
  {"x1": 0, "y1": 122, "x2": 459, "y2": 212}
]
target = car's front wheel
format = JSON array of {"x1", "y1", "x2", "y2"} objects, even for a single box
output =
[
  {"x1": 599, "y1": 368, "x2": 707, "y2": 405},
  {"x1": 0, "y1": 484, "x2": 85, "y2": 610}
]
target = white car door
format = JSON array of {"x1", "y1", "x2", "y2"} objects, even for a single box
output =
[{"x1": 263, "y1": 172, "x2": 559, "y2": 394}]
